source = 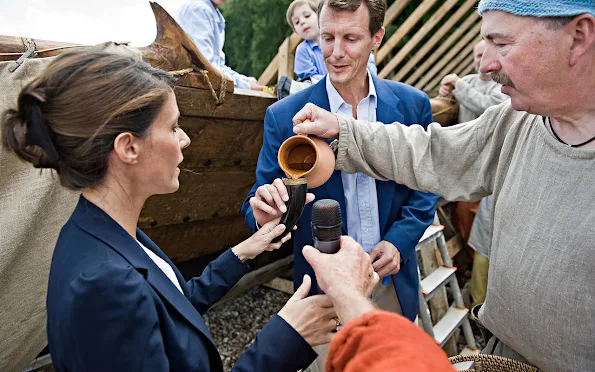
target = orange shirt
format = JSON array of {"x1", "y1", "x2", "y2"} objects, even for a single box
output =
[{"x1": 326, "y1": 311, "x2": 455, "y2": 372}]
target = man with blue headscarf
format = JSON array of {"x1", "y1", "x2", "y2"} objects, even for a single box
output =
[{"x1": 288, "y1": 1, "x2": 595, "y2": 371}]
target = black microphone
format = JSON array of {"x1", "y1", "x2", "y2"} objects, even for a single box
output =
[
  {"x1": 311, "y1": 199, "x2": 342, "y2": 254},
  {"x1": 311, "y1": 199, "x2": 342, "y2": 295}
]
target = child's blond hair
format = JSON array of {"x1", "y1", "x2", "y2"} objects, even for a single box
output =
[{"x1": 286, "y1": 0, "x2": 320, "y2": 31}]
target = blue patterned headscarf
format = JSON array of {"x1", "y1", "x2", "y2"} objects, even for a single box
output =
[{"x1": 478, "y1": 0, "x2": 595, "y2": 18}]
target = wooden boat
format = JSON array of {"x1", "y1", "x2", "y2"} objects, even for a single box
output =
[{"x1": 0, "y1": 2, "x2": 286, "y2": 275}]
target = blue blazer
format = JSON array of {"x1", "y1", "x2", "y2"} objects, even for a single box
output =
[
  {"x1": 242, "y1": 76, "x2": 439, "y2": 321},
  {"x1": 47, "y1": 197, "x2": 316, "y2": 372}
]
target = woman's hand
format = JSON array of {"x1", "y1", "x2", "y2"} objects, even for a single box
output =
[
  {"x1": 249, "y1": 178, "x2": 315, "y2": 227},
  {"x1": 231, "y1": 219, "x2": 290, "y2": 262},
  {"x1": 278, "y1": 275, "x2": 337, "y2": 346}
]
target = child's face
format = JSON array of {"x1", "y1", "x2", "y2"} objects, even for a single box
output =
[{"x1": 291, "y1": 4, "x2": 319, "y2": 41}]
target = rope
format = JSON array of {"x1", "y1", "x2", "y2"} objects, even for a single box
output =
[
  {"x1": 200, "y1": 69, "x2": 227, "y2": 106},
  {"x1": 449, "y1": 354, "x2": 541, "y2": 372},
  {"x1": 168, "y1": 65, "x2": 227, "y2": 106},
  {"x1": 169, "y1": 68, "x2": 194, "y2": 77}
]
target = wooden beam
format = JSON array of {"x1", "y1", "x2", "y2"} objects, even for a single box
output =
[
  {"x1": 258, "y1": 54, "x2": 280, "y2": 85},
  {"x1": 404, "y1": 13, "x2": 480, "y2": 85},
  {"x1": 0, "y1": 35, "x2": 84, "y2": 61},
  {"x1": 217, "y1": 255, "x2": 295, "y2": 305},
  {"x1": 278, "y1": 38, "x2": 291, "y2": 79},
  {"x1": 379, "y1": 0, "x2": 459, "y2": 78},
  {"x1": 377, "y1": 0, "x2": 440, "y2": 64},
  {"x1": 383, "y1": 0, "x2": 414, "y2": 27},
  {"x1": 414, "y1": 23, "x2": 482, "y2": 89},
  {"x1": 424, "y1": 51, "x2": 474, "y2": 94},
  {"x1": 460, "y1": 59, "x2": 477, "y2": 77},
  {"x1": 435, "y1": 234, "x2": 464, "y2": 266},
  {"x1": 263, "y1": 277, "x2": 295, "y2": 295},
  {"x1": 454, "y1": 55, "x2": 476, "y2": 76},
  {"x1": 392, "y1": 0, "x2": 478, "y2": 82},
  {"x1": 422, "y1": 35, "x2": 479, "y2": 92},
  {"x1": 258, "y1": 33, "x2": 302, "y2": 85}
]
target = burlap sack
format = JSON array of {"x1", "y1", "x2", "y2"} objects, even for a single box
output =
[{"x1": 0, "y1": 42, "x2": 141, "y2": 372}]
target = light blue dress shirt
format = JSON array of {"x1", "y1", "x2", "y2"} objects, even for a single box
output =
[
  {"x1": 177, "y1": 0, "x2": 251, "y2": 89},
  {"x1": 294, "y1": 40, "x2": 378, "y2": 81},
  {"x1": 326, "y1": 73, "x2": 381, "y2": 253}
]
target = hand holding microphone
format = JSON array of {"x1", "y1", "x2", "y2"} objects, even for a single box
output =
[
  {"x1": 303, "y1": 235, "x2": 379, "y2": 325},
  {"x1": 305, "y1": 199, "x2": 380, "y2": 326}
]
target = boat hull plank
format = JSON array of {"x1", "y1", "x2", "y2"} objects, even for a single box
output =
[
  {"x1": 143, "y1": 215, "x2": 250, "y2": 263},
  {"x1": 176, "y1": 86, "x2": 276, "y2": 121},
  {"x1": 140, "y1": 170, "x2": 256, "y2": 226}
]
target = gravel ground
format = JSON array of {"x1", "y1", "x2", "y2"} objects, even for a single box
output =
[{"x1": 204, "y1": 286, "x2": 291, "y2": 371}]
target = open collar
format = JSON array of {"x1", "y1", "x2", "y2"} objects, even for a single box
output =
[{"x1": 70, "y1": 196, "x2": 215, "y2": 343}]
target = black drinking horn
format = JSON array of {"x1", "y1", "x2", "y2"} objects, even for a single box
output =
[{"x1": 271, "y1": 178, "x2": 308, "y2": 243}]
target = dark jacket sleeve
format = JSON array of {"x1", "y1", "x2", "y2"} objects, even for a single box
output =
[
  {"x1": 241, "y1": 106, "x2": 288, "y2": 233},
  {"x1": 187, "y1": 249, "x2": 251, "y2": 314},
  {"x1": 232, "y1": 315, "x2": 317, "y2": 372},
  {"x1": 382, "y1": 97, "x2": 439, "y2": 264},
  {"x1": 66, "y1": 263, "x2": 169, "y2": 371}
]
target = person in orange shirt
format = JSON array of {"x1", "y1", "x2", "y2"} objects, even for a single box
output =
[{"x1": 303, "y1": 237, "x2": 454, "y2": 371}]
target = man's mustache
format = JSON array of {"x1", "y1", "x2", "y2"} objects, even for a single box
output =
[{"x1": 491, "y1": 72, "x2": 515, "y2": 88}]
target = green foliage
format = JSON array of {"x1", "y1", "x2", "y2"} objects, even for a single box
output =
[{"x1": 222, "y1": 0, "x2": 294, "y2": 78}]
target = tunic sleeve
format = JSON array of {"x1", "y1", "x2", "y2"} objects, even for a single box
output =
[{"x1": 335, "y1": 102, "x2": 515, "y2": 201}]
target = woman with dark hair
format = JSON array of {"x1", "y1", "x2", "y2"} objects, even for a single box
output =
[{"x1": 1, "y1": 50, "x2": 335, "y2": 372}]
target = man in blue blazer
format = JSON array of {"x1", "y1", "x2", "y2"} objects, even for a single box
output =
[{"x1": 242, "y1": 0, "x2": 437, "y2": 337}]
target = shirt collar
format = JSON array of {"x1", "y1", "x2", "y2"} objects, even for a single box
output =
[
  {"x1": 305, "y1": 39, "x2": 320, "y2": 49},
  {"x1": 202, "y1": 0, "x2": 225, "y2": 24},
  {"x1": 326, "y1": 70, "x2": 377, "y2": 114}
]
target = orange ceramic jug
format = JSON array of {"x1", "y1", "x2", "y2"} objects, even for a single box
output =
[{"x1": 278, "y1": 134, "x2": 335, "y2": 189}]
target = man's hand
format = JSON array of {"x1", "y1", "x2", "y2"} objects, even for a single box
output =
[
  {"x1": 369, "y1": 240, "x2": 401, "y2": 279},
  {"x1": 303, "y1": 236, "x2": 377, "y2": 298},
  {"x1": 302, "y1": 236, "x2": 379, "y2": 324},
  {"x1": 292, "y1": 103, "x2": 340, "y2": 139},
  {"x1": 249, "y1": 178, "x2": 315, "y2": 226},
  {"x1": 438, "y1": 73, "x2": 460, "y2": 97}
]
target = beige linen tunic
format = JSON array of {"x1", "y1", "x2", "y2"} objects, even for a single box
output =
[{"x1": 335, "y1": 101, "x2": 595, "y2": 372}]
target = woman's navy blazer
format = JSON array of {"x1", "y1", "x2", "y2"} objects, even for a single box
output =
[{"x1": 47, "y1": 197, "x2": 316, "y2": 371}]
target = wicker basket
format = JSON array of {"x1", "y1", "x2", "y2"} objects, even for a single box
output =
[{"x1": 449, "y1": 354, "x2": 540, "y2": 372}]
